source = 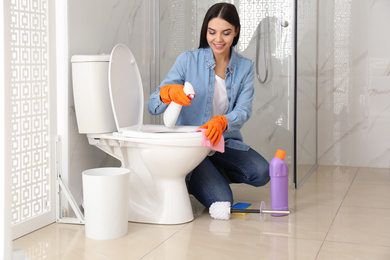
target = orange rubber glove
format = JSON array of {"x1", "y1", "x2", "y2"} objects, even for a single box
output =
[
  {"x1": 160, "y1": 84, "x2": 191, "y2": 106},
  {"x1": 199, "y1": 115, "x2": 227, "y2": 146}
]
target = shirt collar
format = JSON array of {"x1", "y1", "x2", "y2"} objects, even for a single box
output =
[{"x1": 204, "y1": 46, "x2": 237, "y2": 74}]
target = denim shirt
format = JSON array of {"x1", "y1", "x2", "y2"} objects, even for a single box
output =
[{"x1": 148, "y1": 47, "x2": 255, "y2": 151}]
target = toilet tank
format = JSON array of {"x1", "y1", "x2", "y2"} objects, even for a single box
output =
[{"x1": 71, "y1": 55, "x2": 117, "y2": 134}]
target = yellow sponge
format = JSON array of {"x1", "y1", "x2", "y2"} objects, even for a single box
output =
[{"x1": 232, "y1": 202, "x2": 252, "y2": 215}]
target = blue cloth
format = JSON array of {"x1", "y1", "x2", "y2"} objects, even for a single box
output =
[
  {"x1": 148, "y1": 47, "x2": 270, "y2": 208},
  {"x1": 148, "y1": 47, "x2": 254, "y2": 151}
]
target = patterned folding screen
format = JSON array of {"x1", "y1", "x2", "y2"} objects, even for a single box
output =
[{"x1": 9, "y1": 0, "x2": 51, "y2": 226}]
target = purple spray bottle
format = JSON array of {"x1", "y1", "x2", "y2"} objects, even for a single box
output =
[{"x1": 270, "y1": 149, "x2": 289, "y2": 217}]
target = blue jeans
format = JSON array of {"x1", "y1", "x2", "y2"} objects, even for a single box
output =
[{"x1": 186, "y1": 147, "x2": 270, "y2": 208}]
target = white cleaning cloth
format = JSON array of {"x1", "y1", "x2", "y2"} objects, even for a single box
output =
[{"x1": 209, "y1": 201, "x2": 231, "y2": 220}]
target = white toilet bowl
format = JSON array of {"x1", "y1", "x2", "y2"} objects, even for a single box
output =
[{"x1": 71, "y1": 44, "x2": 210, "y2": 224}]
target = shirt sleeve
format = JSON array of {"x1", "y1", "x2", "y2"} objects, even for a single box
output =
[{"x1": 224, "y1": 61, "x2": 255, "y2": 133}]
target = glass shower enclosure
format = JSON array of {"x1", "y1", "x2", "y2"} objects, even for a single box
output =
[{"x1": 157, "y1": 0, "x2": 317, "y2": 187}]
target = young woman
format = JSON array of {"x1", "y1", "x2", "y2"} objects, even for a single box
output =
[{"x1": 148, "y1": 3, "x2": 269, "y2": 219}]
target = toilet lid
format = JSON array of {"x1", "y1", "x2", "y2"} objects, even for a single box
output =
[{"x1": 109, "y1": 44, "x2": 144, "y2": 132}]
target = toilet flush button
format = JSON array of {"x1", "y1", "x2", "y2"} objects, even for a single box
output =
[{"x1": 130, "y1": 59, "x2": 135, "y2": 64}]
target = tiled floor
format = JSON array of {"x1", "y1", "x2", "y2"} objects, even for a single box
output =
[{"x1": 13, "y1": 166, "x2": 390, "y2": 259}]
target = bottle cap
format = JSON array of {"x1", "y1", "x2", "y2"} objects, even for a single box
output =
[
  {"x1": 275, "y1": 149, "x2": 286, "y2": 160},
  {"x1": 187, "y1": 93, "x2": 195, "y2": 99}
]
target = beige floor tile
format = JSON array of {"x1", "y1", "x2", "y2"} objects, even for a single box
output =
[
  {"x1": 354, "y1": 167, "x2": 390, "y2": 185},
  {"x1": 296, "y1": 164, "x2": 315, "y2": 178},
  {"x1": 293, "y1": 181, "x2": 350, "y2": 208},
  {"x1": 183, "y1": 209, "x2": 290, "y2": 237},
  {"x1": 290, "y1": 166, "x2": 356, "y2": 212},
  {"x1": 12, "y1": 166, "x2": 390, "y2": 260},
  {"x1": 326, "y1": 206, "x2": 390, "y2": 247},
  {"x1": 142, "y1": 228, "x2": 322, "y2": 260},
  {"x1": 232, "y1": 184, "x2": 271, "y2": 205},
  {"x1": 13, "y1": 223, "x2": 184, "y2": 260},
  {"x1": 342, "y1": 183, "x2": 390, "y2": 208},
  {"x1": 189, "y1": 195, "x2": 207, "y2": 217},
  {"x1": 305, "y1": 166, "x2": 359, "y2": 184},
  {"x1": 317, "y1": 241, "x2": 390, "y2": 260},
  {"x1": 230, "y1": 183, "x2": 244, "y2": 191},
  {"x1": 183, "y1": 200, "x2": 338, "y2": 241},
  {"x1": 286, "y1": 202, "x2": 339, "y2": 240}
]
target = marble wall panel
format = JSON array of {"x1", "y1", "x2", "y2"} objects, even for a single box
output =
[{"x1": 318, "y1": 0, "x2": 390, "y2": 168}]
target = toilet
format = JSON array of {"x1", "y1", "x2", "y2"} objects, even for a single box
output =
[{"x1": 71, "y1": 44, "x2": 210, "y2": 224}]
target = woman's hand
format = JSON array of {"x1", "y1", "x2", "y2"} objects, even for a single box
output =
[
  {"x1": 160, "y1": 84, "x2": 191, "y2": 106},
  {"x1": 199, "y1": 115, "x2": 227, "y2": 145}
]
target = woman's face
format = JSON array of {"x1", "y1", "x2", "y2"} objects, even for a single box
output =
[{"x1": 207, "y1": 17, "x2": 238, "y2": 57}]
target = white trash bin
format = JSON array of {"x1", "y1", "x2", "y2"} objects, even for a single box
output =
[{"x1": 82, "y1": 167, "x2": 130, "y2": 240}]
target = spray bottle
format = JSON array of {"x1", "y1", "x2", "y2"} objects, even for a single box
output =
[
  {"x1": 270, "y1": 149, "x2": 289, "y2": 216},
  {"x1": 164, "y1": 82, "x2": 195, "y2": 128}
]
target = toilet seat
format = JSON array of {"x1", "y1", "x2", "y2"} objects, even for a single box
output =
[
  {"x1": 89, "y1": 130, "x2": 203, "y2": 147},
  {"x1": 120, "y1": 125, "x2": 200, "y2": 139}
]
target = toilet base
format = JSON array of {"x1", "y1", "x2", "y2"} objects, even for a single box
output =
[
  {"x1": 86, "y1": 132, "x2": 210, "y2": 225},
  {"x1": 128, "y1": 177, "x2": 194, "y2": 224}
]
